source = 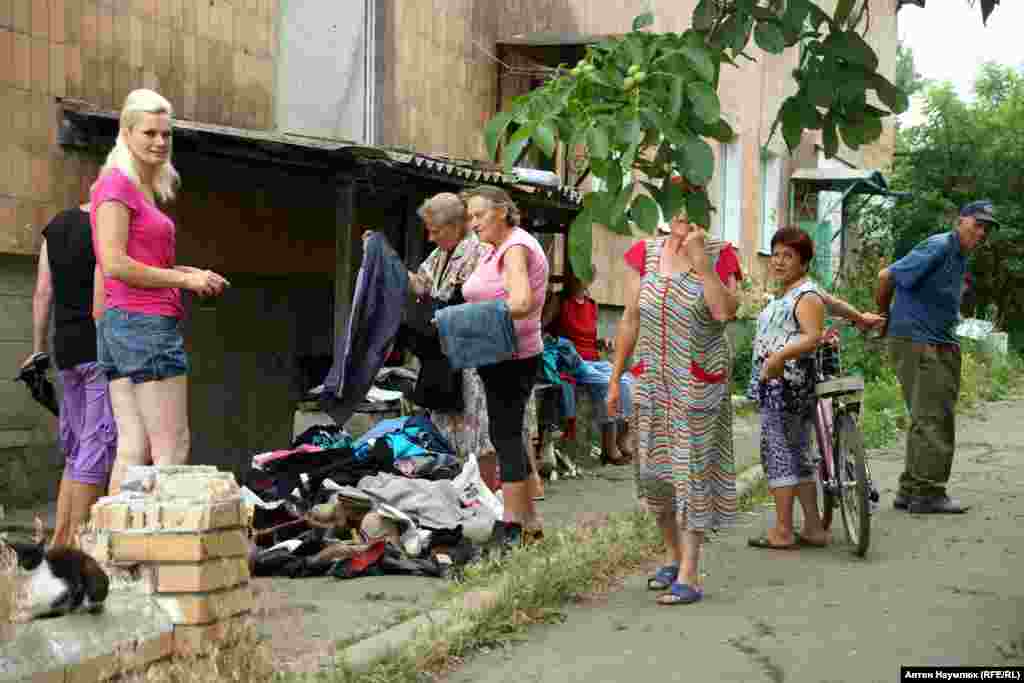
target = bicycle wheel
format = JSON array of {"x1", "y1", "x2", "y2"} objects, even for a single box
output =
[
  {"x1": 817, "y1": 468, "x2": 836, "y2": 532},
  {"x1": 814, "y1": 430, "x2": 835, "y2": 531},
  {"x1": 836, "y1": 411, "x2": 871, "y2": 557}
]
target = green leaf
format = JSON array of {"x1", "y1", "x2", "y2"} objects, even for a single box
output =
[
  {"x1": 806, "y1": 3, "x2": 832, "y2": 31},
  {"x1": 677, "y1": 135, "x2": 715, "y2": 186},
  {"x1": 702, "y1": 118, "x2": 735, "y2": 143},
  {"x1": 625, "y1": 36, "x2": 645, "y2": 67},
  {"x1": 608, "y1": 182, "x2": 636, "y2": 234},
  {"x1": 731, "y1": 13, "x2": 754, "y2": 53},
  {"x1": 838, "y1": 114, "x2": 883, "y2": 149},
  {"x1": 632, "y1": 12, "x2": 654, "y2": 31},
  {"x1": 483, "y1": 111, "x2": 515, "y2": 160},
  {"x1": 825, "y1": 30, "x2": 879, "y2": 71},
  {"x1": 687, "y1": 81, "x2": 721, "y2": 124},
  {"x1": 585, "y1": 69, "x2": 614, "y2": 88},
  {"x1": 781, "y1": 0, "x2": 811, "y2": 36},
  {"x1": 805, "y1": 73, "x2": 834, "y2": 108},
  {"x1": 657, "y1": 178, "x2": 687, "y2": 222},
  {"x1": 620, "y1": 117, "x2": 644, "y2": 146},
  {"x1": 685, "y1": 190, "x2": 713, "y2": 229},
  {"x1": 502, "y1": 125, "x2": 533, "y2": 170},
  {"x1": 568, "y1": 208, "x2": 594, "y2": 283},
  {"x1": 533, "y1": 121, "x2": 557, "y2": 158},
  {"x1": 872, "y1": 74, "x2": 910, "y2": 114},
  {"x1": 668, "y1": 75, "x2": 685, "y2": 119},
  {"x1": 780, "y1": 98, "x2": 804, "y2": 151},
  {"x1": 754, "y1": 21, "x2": 786, "y2": 54},
  {"x1": 680, "y1": 45, "x2": 716, "y2": 83},
  {"x1": 834, "y1": 0, "x2": 856, "y2": 28},
  {"x1": 822, "y1": 111, "x2": 839, "y2": 158},
  {"x1": 693, "y1": 0, "x2": 716, "y2": 31},
  {"x1": 837, "y1": 117, "x2": 863, "y2": 150},
  {"x1": 630, "y1": 194, "x2": 661, "y2": 234},
  {"x1": 587, "y1": 126, "x2": 611, "y2": 160},
  {"x1": 642, "y1": 107, "x2": 688, "y2": 147}
]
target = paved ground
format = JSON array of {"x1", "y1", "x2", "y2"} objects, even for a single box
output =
[
  {"x1": 252, "y1": 405, "x2": 763, "y2": 673},
  {"x1": 0, "y1": 406, "x2": 759, "y2": 675},
  {"x1": 445, "y1": 398, "x2": 1024, "y2": 683}
]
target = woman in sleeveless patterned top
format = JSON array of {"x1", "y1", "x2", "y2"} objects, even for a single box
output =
[
  {"x1": 609, "y1": 207, "x2": 741, "y2": 606},
  {"x1": 748, "y1": 227, "x2": 884, "y2": 551}
]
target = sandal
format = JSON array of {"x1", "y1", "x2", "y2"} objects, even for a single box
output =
[
  {"x1": 747, "y1": 536, "x2": 798, "y2": 551},
  {"x1": 647, "y1": 564, "x2": 679, "y2": 591},
  {"x1": 796, "y1": 534, "x2": 829, "y2": 548},
  {"x1": 656, "y1": 582, "x2": 703, "y2": 606}
]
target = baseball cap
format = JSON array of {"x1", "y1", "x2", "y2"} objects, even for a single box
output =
[{"x1": 960, "y1": 200, "x2": 999, "y2": 227}]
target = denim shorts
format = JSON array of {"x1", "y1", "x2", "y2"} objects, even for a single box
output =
[{"x1": 97, "y1": 308, "x2": 189, "y2": 383}]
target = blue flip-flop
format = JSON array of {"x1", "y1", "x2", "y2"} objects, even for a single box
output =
[
  {"x1": 647, "y1": 564, "x2": 679, "y2": 591},
  {"x1": 657, "y1": 582, "x2": 703, "y2": 606}
]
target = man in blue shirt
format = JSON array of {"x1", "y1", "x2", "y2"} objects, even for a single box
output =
[{"x1": 875, "y1": 200, "x2": 998, "y2": 514}]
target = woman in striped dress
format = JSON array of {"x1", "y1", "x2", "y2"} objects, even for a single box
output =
[{"x1": 608, "y1": 200, "x2": 741, "y2": 605}]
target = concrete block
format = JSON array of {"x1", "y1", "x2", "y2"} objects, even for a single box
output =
[
  {"x1": 118, "y1": 465, "x2": 239, "y2": 502},
  {"x1": 108, "y1": 529, "x2": 249, "y2": 564},
  {"x1": 13, "y1": 33, "x2": 30, "y2": 90},
  {"x1": 141, "y1": 557, "x2": 250, "y2": 594},
  {"x1": 65, "y1": 631, "x2": 171, "y2": 682},
  {"x1": 30, "y1": 0, "x2": 47, "y2": 38},
  {"x1": 0, "y1": 30, "x2": 13, "y2": 87},
  {"x1": 11, "y1": 0, "x2": 30, "y2": 34},
  {"x1": 154, "y1": 584, "x2": 252, "y2": 625},
  {"x1": 30, "y1": 37, "x2": 48, "y2": 95},
  {"x1": 92, "y1": 498, "x2": 243, "y2": 533},
  {"x1": 48, "y1": 0, "x2": 65, "y2": 44},
  {"x1": 0, "y1": 592, "x2": 173, "y2": 683},
  {"x1": 171, "y1": 614, "x2": 251, "y2": 657}
]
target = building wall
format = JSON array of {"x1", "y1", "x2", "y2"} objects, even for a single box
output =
[
  {"x1": 0, "y1": 0, "x2": 282, "y2": 502},
  {"x1": 378, "y1": 0, "x2": 898, "y2": 306}
]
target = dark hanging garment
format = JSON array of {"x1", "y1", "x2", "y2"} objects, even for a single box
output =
[
  {"x1": 322, "y1": 233, "x2": 409, "y2": 426},
  {"x1": 401, "y1": 289, "x2": 465, "y2": 413}
]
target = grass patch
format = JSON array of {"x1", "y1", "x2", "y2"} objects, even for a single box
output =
[
  {"x1": 862, "y1": 372, "x2": 907, "y2": 450},
  {"x1": 858, "y1": 347, "x2": 1024, "y2": 450}
]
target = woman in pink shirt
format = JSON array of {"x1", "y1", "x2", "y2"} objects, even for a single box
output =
[
  {"x1": 461, "y1": 186, "x2": 549, "y2": 551},
  {"x1": 91, "y1": 89, "x2": 229, "y2": 494}
]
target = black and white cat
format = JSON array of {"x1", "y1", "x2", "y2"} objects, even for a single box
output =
[{"x1": 5, "y1": 541, "x2": 109, "y2": 619}]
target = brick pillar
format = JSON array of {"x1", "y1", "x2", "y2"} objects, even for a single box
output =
[{"x1": 84, "y1": 465, "x2": 254, "y2": 658}]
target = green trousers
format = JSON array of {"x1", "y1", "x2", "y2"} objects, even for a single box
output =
[{"x1": 889, "y1": 337, "x2": 962, "y2": 498}]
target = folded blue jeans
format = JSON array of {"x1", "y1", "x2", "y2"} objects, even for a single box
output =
[{"x1": 435, "y1": 300, "x2": 517, "y2": 370}]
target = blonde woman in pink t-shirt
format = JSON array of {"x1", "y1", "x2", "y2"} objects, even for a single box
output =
[
  {"x1": 461, "y1": 185, "x2": 549, "y2": 551},
  {"x1": 91, "y1": 89, "x2": 230, "y2": 494}
]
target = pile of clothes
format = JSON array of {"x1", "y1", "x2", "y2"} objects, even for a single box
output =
[{"x1": 244, "y1": 417, "x2": 502, "y2": 581}]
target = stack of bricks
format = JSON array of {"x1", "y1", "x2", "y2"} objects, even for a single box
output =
[{"x1": 84, "y1": 465, "x2": 254, "y2": 659}]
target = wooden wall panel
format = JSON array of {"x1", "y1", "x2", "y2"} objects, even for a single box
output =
[{"x1": 0, "y1": 0, "x2": 278, "y2": 257}]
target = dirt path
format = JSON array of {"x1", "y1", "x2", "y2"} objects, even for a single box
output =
[{"x1": 447, "y1": 398, "x2": 1024, "y2": 683}]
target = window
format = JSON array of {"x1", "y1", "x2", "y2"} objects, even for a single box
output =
[
  {"x1": 760, "y1": 151, "x2": 783, "y2": 254},
  {"x1": 717, "y1": 140, "x2": 743, "y2": 245}
]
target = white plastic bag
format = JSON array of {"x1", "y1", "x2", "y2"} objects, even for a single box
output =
[{"x1": 453, "y1": 453, "x2": 504, "y2": 520}]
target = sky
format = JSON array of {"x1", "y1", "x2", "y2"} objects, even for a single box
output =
[{"x1": 898, "y1": 1, "x2": 1024, "y2": 125}]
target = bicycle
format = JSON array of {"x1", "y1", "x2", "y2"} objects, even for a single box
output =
[{"x1": 812, "y1": 319, "x2": 880, "y2": 557}]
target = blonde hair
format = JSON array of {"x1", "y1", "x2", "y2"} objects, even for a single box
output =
[
  {"x1": 98, "y1": 89, "x2": 181, "y2": 202},
  {"x1": 461, "y1": 185, "x2": 521, "y2": 227}
]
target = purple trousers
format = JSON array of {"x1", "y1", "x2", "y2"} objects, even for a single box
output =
[{"x1": 58, "y1": 362, "x2": 117, "y2": 485}]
